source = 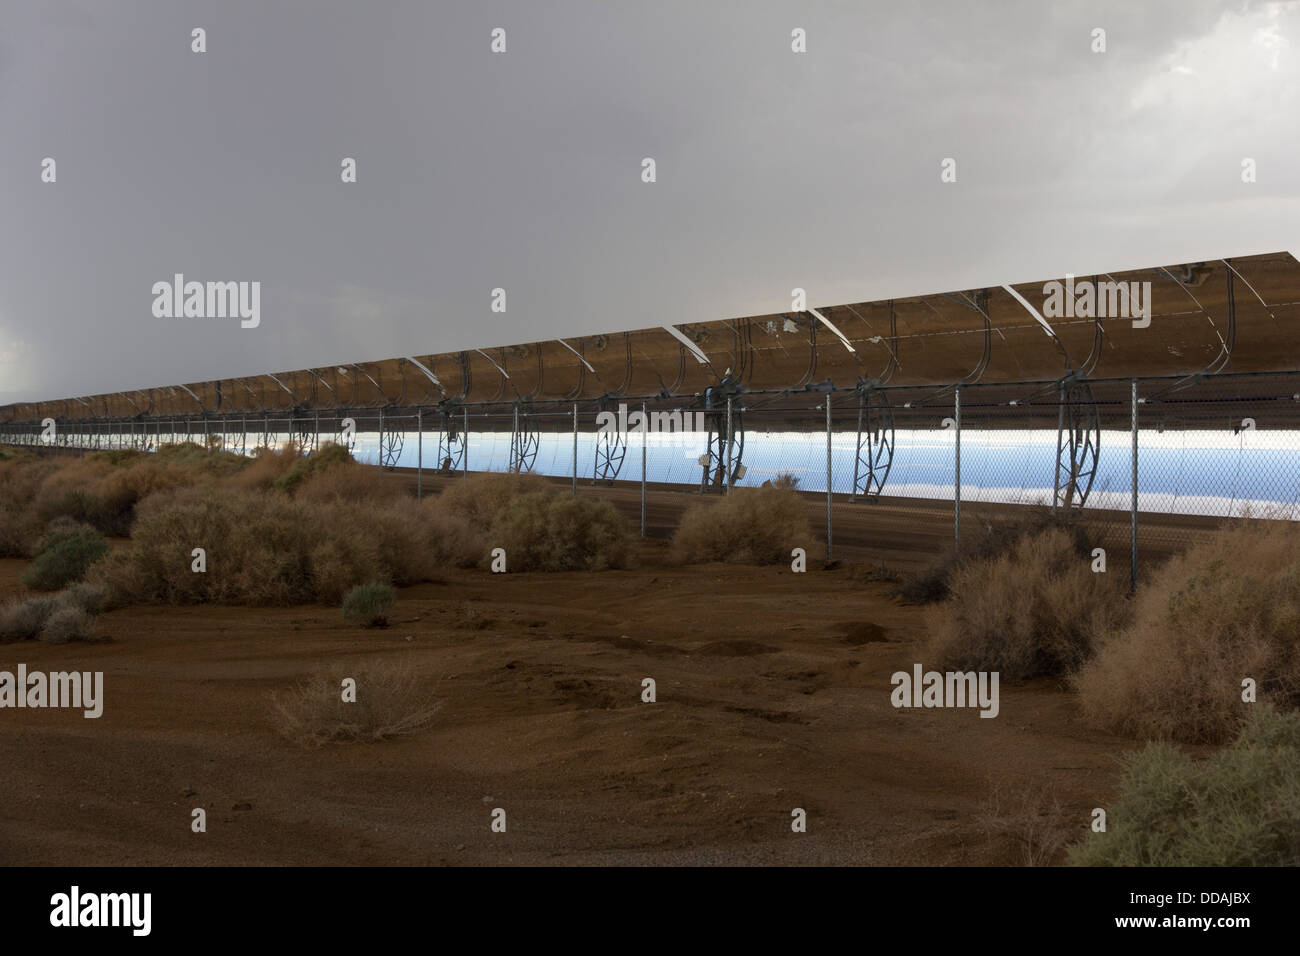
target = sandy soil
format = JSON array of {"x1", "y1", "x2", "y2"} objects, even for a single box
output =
[{"x1": 0, "y1": 525, "x2": 1142, "y2": 866}]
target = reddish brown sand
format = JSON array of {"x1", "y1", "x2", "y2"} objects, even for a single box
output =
[{"x1": 0, "y1": 526, "x2": 1143, "y2": 866}]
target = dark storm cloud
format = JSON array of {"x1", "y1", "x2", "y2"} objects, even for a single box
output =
[{"x1": 1, "y1": 0, "x2": 1297, "y2": 403}]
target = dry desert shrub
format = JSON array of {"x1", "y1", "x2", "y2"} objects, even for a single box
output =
[
  {"x1": 0, "y1": 505, "x2": 44, "y2": 559},
  {"x1": 227, "y1": 444, "x2": 302, "y2": 492},
  {"x1": 0, "y1": 585, "x2": 106, "y2": 643},
  {"x1": 271, "y1": 657, "x2": 442, "y2": 747},
  {"x1": 1074, "y1": 520, "x2": 1300, "y2": 744},
  {"x1": 488, "y1": 491, "x2": 635, "y2": 571},
  {"x1": 435, "y1": 471, "x2": 556, "y2": 531},
  {"x1": 926, "y1": 526, "x2": 1127, "y2": 681},
  {"x1": 0, "y1": 458, "x2": 57, "y2": 556},
  {"x1": 895, "y1": 508, "x2": 1094, "y2": 604},
  {"x1": 294, "y1": 460, "x2": 407, "y2": 505},
  {"x1": 151, "y1": 441, "x2": 249, "y2": 476},
  {"x1": 31, "y1": 456, "x2": 199, "y2": 536},
  {"x1": 272, "y1": 442, "x2": 354, "y2": 494},
  {"x1": 89, "y1": 487, "x2": 479, "y2": 606},
  {"x1": 671, "y1": 485, "x2": 811, "y2": 565},
  {"x1": 39, "y1": 605, "x2": 94, "y2": 644},
  {"x1": 0, "y1": 595, "x2": 61, "y2": 641}
]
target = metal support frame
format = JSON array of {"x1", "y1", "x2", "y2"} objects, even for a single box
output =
[
  {"x1": 954, "y1": 387, "x2": 961, "y2": 552},
  {"x1": 851, "y1": 381, "x2": 896, "y2": 501},
  {"x1": 1052, "y1": 377, "x2": 1101, "y2": 510},
  {"x1": 826, "y1": 393, "x2": 833, "y2": 559},
  {"x1": 701, "y1": 379, "x2": 744, "y2": 493},
  {"x1": 594, "y1": 397, "x2": 628, "y2": 483},
  {"x1": 509, "y1": 400, "x2": 539, "y2": 474},
  {"x1": 436, "y1": 403, "x2": 466, "y2": 475},
  {"x1": 1131, "y1": 379, "x2": 1139, "y2": 593},
  {"x1": 378, "y1": 407, "x2": 404, "y2": 469},
  {"x1": 641, "y1": 401, "x2": 648, "y2": 536}
]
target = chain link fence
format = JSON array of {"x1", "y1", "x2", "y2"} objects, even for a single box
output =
[{"x1": 5, "y1": 371, "x2": 1300, "y2": 582}]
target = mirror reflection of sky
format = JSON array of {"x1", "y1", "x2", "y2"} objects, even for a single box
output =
[
  {"x1": 44, "y1": 426, "x2": 1300, "y2": 519},
  {"x1": 324, "y1": 427, "x2": 1300, "y2": 518}
]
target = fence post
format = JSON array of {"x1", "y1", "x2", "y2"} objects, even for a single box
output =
[
  {"x1": 725, "y1": 394, "x2": 733, "y2": 495},
  {"x1": 511, "y1": 403, "x2": 519, "y2": 473},
  {"x1": 826, "y1": 392, "x2": 833, "y2": 560},
  {"x1": 463, "y1": 407, "x2": 469, "y2": 477},
  {"x1": 641, "y1": 401, "x2": 648, "y2": 537},
  {"x1": 417, "y1": 407, "x2": 423, "y2": 501},
  {"x1": 1052, "y1": 381, "x2": 1065, "y2": 513},
  {"x1": 954, "y1": 386, "x2": 961, "y2": 553},
  {"x1": 572, "y1": 403, "x2": 578, "y2": 497},
  {"x1": 1131, "y1": 378, "x2": 1138, "y2": 594}
]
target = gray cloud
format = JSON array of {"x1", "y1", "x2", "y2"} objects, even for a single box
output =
[{"x1": 2, "y1": 0, "x2": 1297, "y2": 404}]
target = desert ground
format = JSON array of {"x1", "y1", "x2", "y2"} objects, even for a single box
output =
[{"x1": 0, "y1": 472, "x2": 1220, "y2": 866}]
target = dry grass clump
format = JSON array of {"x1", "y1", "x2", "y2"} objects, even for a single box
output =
[
  {"x1": 488, "y1": 492, "x2": 636, "y2": 571},
  {"x1": 895, "y1": 509, "x2": 1093, "y2": 605},
  {"x1": 89, "y1": 487, "x2": 481, "y2": 606},
  {"x1": 926, "y1": 527, "x2": 1127, "y2": 681},
  {"x1": 976, "y1": 782, "x2": 1074, "y2": 867},
  {"x1": 271, "y1": 658, "x2": 442, "y2": 747},
  {"x1": 436, "y1": 472, "x2": 556, "y2": 531},
  {"x1": 1075, "y1": 521, "x2": 1300, "y2": 744},
  {"x1": 1069, "y1": 706, "x2": 1300, "y2": 866},
  {"x1": 671, "y1": 486, "x2": 811, "y2": 565}
]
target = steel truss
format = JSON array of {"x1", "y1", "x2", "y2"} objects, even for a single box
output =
[
  {"x1": 700, "y1": 379, "x2": 744, "y2": 491},
  {"x1": 1053, "y1": 377, "x2": 1101, "y2": 509},
  {"x1": 509, "y1": 401, "x2": 539, "y2": 474},
  {"x1": 852, "y1": 382, "x2": 896, "y2": 501}
]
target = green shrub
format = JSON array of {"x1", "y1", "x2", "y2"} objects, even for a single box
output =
[
  {"x1": 22, "y1": 519, "x2": 109, "y2": 591},
  {"x1": 671, "y1": 486, "x2": 810, "y2": 565},
  {"x1": 489, "y1": 492, "x2": 635, "y2": 571},
  {"x1": 1069, "y1": 707, "x2": 1300, "y2": 866},
  {"x1": 342, "y1": 582, "x2": 396, "y2": 628}
]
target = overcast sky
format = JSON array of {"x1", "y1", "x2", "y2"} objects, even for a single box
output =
[{"x1": 2, "y1": 0, "x2": 1298, "y2": 405}]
